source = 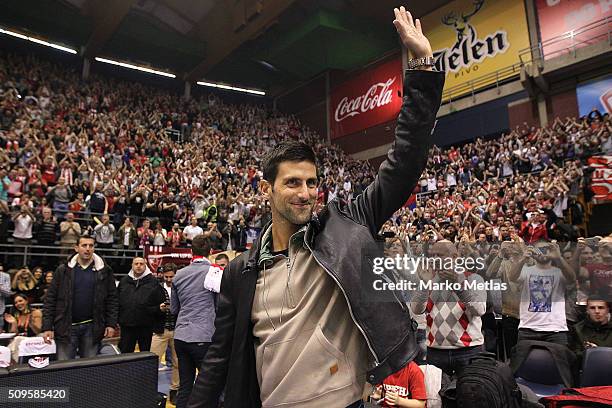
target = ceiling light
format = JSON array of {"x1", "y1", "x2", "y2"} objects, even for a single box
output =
[
  {"x1": 94, "y1": 57, "x2": 176, "y2": 78},
  {"x1": 0, "y1": 27, "x2": 77, "y2": 54},
  {"x1": 196, "y1": 81, "x2": 265, "y2": 96}
]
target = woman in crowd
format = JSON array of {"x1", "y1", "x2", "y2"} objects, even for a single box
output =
[
  {"x1": 3, "y1": 293, "x2": 42, "y2": 337},
  {"x1": 10, "y1": 268, "x2": 42, "y2": 303}
]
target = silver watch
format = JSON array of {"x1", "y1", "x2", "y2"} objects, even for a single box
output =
[{"x1": 408, "y1": 56, "x2": 435, "y2": 70}]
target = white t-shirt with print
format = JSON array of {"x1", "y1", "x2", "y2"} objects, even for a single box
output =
[{"x1": 518, "y1": 264, "x2": 568, "y2": 332}]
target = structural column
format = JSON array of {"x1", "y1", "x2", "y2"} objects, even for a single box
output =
[
  {"x1": 183, "y1": 81, "x2": 191, "y2": 100},
  {"x1": 325, "y1": 71, "x2": 331, "y2": 144},
  {"x1": 82, "y1": 58, "x2": 91, "y2": 80}
]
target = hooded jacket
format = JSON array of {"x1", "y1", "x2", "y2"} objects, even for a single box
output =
[
  {"x1": 42, "y1": 253, "x2": 118, "y2": 344},
  {"x1": 187, "y1": 69, "x2": 445, "y2": 408},
  {"x1": 117, "y1": 267, "x2": 165, "y2": 328},
  {"x1": 572, "y1": 317, "x2": 612, "y2": 359}
]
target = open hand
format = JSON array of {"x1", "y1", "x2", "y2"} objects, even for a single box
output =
[{"x1": 393, "y1": 6, "x2": 433, "y2": 59}]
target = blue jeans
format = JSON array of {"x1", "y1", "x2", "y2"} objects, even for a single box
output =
[
  {"x1": 426, "y1": 345, "x2": 483, "y2": 376},
  {"x1": 346, "y1": 401, "x2": 364, "y2": 408},
  {"x1": 56, "y1": 322, "x2": 99, "y2": 360}
]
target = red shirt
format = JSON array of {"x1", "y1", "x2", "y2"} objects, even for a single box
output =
[
  {"x1": 585, "y1": 263, "x2": 612, "y2": 298},
  {"x1": 379, "y1": 361, "x2": 427, "y2": 407}
]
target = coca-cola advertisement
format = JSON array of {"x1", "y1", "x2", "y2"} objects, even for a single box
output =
[{"x1": 330, "y1": 58, "x2": 403, "y2": 140}]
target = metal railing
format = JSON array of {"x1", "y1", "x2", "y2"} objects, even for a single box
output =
[
  {"x1": 0, "y1": 243, "x2": 143, "y2": 276},
  {"x1": 519, "y1": 16, "x2": 612, "y2": 66},
  {"x1": 442, "y1": 16, "x2": 612, "y2": 104},
  {"x1": 442, "y1": 62, "x2": 523, "y2": 103}
]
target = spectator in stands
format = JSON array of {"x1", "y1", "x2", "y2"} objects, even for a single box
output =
[
  {"x1": 137, "y1": 218, "x2": 154, "y2": 249},
  {"x1": 508, "y1": 241, "x2": 575, "y2": 346},
  {"x1": 166, "y1": 223, "x2": 184, "y2": 248},
  {"x1": 0, "y1": 200, "x2": 9, "y2": 244},
  {"x1": 370, "y1": 360, "x2": 427, "y2": 408},
  {"x1": 87, "y1": 183, "x2": 107, "y2": 216},
  {"x1": 411, "y1": 241, "x2": 487, "y2": 375},
  {"x1": 486, "y1": 237, "x2": 526, "y2": 357},
  {"x1": 93, "y1": 214, "x2": 115, "y2": 250},
  {"x1": 3, "y1": 293, "x2": 42, "y2": 337},
  {"x1": 182, "y1": 216, "x2": 203, "y2": 246},
  {"x1": 117, "y1": 257, "x2": 165, "y2": 353},
  {"x1": 35, "y1": 207, "x2": 58, "y2": 269},
  {"x1": 152, "y1": 221, "x2": 167, "y2": 246},
  {"x1": 35, "y1": 207, "x2": 58, "y2": 245},
  {"x1": 205, "y1": 222, "x2": 223, "y2": 250},
  {"x1": 213, "y1": 253, "x2": 229, "y2": 269},
  {"x1": 59, "y1": 212, "x2": 81, "y2": 253},
  {"x1": 520, "y1": 211, "x2": 549, "y2": 244},
  {"x1": 48, "y1": 177, "x2": 72, "y2": 220},
  {"x1": 0, "y1": 264, "x2": 12, "y2": 317},
  {"x1": 11, "y1": 268, "x2": 40, "y2": 303},
  {"x1": 571, "y1": 296, "x2": 612, "y2": 360},
  {"x1": 151, "y1": 263, "x2": 179, "y2": 405},
  {"x1": 171, "y1": 235, "x2": 216, "y2": 408},
  {"x1": 39, "y1": 271, "x2": 54, "y2": 302},
  {"x1": 42, "y1": 235, "x2": 118, "y2": 360},
  {"x1": 11, "y1": 205, "x2": 36, "y2": 259},
  {"x1": 118, "y1": 217, "x2": 138, "y2": 250},
  {"x1": 230, "y1": 217, "x2": 248, "y2": 252}
]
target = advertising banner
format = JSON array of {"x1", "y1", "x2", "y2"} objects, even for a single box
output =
[
  {"x1": 329, "y1": 58, "x2": 403, "y2": 140},
  {"x1": 144, "y1": 246, "x2": 193, "y2": 272},
  {"x1": 421, "y1": 0, "x2": 530, "y2": 97},
  {"x1": 576, "y1": 74, "x2": 612, "y2": 116},
  {"x1": 536, "y1": 0, "x2": 612, "y2": 59},
  {"x1": 588, "y1": 156, "x2": 612, "y2": 204}
]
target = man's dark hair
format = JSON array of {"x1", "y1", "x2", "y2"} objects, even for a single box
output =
[
  {"x1": 262, "y1": 140, "x2": 317, "y2": 183},
  {"x1": 163, "y1": 263, "x2": 178, "y2": 273},
  {"x1": 192, "y1": 235, "x2": 211, "y2": 257},
  {"x1": 587, "y1": 293, "x2": 610, "y2": 309},
  {"x1": 77, "y1": 234, "x2": 95, "y2": 246},
  {"x1": 215, "y1": 253, "x2": 230, "y2": 264}
]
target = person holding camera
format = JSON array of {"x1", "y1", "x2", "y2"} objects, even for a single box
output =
[
  {"x1": 507, "y1": 240, "x2": 576, "y2": 345},
  {"x1": 151, "y1": 263, "x2": 179, "y2": 404}
]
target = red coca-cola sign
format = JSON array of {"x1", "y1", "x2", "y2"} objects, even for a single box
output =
[{"x1": 330, "y1": 58, "x2": 403, "y2": 140}]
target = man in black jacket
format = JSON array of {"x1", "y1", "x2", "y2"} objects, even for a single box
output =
[
  {"x1": 188, "y1": 6, "x2": 444, "y2": 408},
  {"x1": 42, "y1": 235, "x2": 118, "y2": 360},
  {"x1": 117, "y1": 257, "x2": 166, "y2": 353}
]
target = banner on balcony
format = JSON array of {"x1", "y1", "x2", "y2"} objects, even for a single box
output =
[
  {"x1": 536, "y1": 0, "x2": 612, "y2": 59},
  {"x1": 421, "y1": 0, "x2": 530, "y2": 97}
]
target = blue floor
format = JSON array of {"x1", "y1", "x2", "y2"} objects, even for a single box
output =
[{"x1": 158, "y1": 366, "x2": 172, "y2": 395}]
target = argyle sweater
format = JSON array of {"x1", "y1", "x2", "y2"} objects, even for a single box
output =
[{"x1": 410, "y1": 272, "x2": 487, "y2": 349}]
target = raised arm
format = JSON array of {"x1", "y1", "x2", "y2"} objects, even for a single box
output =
[{"x1": 346, "y1": 8, "x2": 444, "y2": 235}]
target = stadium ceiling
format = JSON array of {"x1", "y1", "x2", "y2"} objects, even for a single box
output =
[{"x1": 1, "y1": 0, "x2": 452, "y2": 96}]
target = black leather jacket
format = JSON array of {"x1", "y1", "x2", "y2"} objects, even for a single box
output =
[{"x1": 187, "y1": 70, "x2": 445, "y2": 408}]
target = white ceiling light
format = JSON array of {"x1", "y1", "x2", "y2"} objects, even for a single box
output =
[
  {"x1": 197, "y1": 81, "x2": 265, "y2": 96},
  {"x1": 0, "y1": 27, "x2": 77, "y2": 54},
  {"x1": 94, "y1": 57, "x2": 176, "y2": 78}
]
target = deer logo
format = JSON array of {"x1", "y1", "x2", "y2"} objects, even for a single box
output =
[
  {"x1": 433, "y1": 0, "x2": 509, "y2": 74},
  {"x1": 441, "y1": 0, "x2": 484, "y2": 50}
]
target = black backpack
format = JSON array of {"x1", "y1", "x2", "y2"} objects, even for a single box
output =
[{"x1": 442, "y1": 352, "x2": 522, "y2": 408}]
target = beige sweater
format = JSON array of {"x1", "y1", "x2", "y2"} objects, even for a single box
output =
[{"x1": 251, "y1": 227, "x2": 370, "y2": 407}]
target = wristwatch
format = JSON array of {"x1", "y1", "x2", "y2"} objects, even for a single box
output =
[{"x1": 408, "y1": 56, "x2": 435, "y2": 70}]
